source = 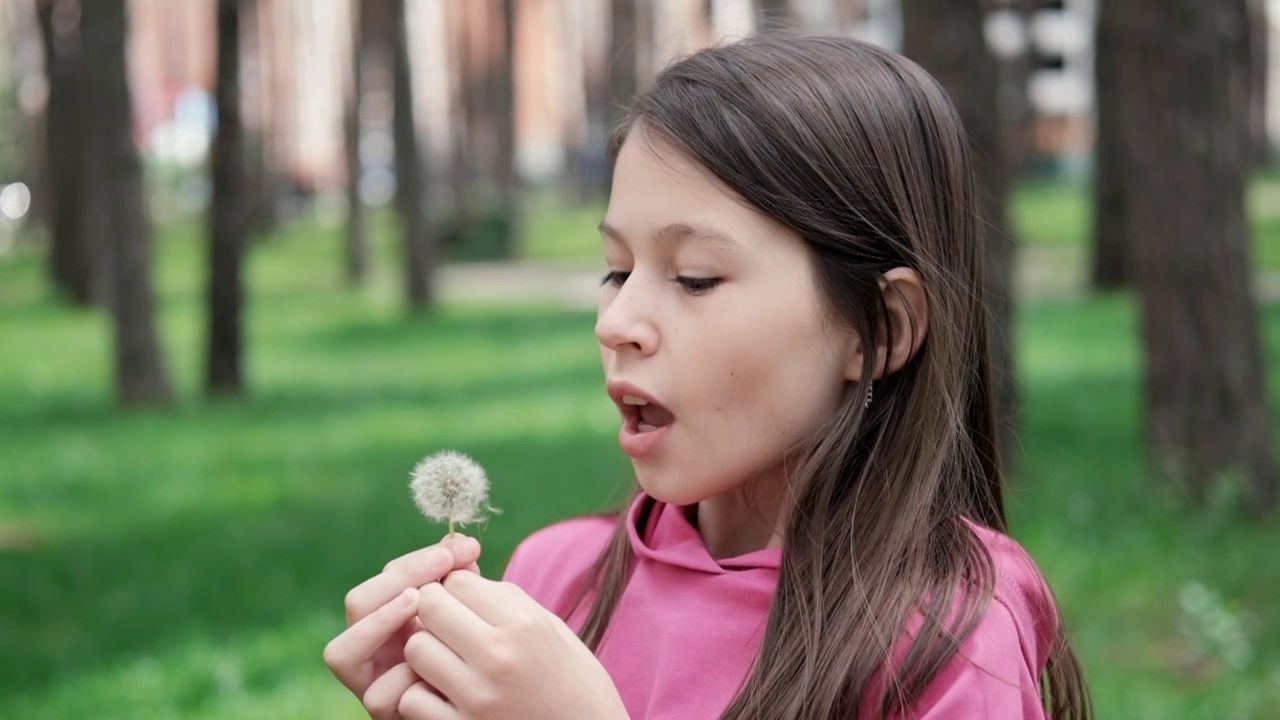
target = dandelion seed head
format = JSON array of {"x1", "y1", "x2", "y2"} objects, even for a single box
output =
[{"x1": 410, "y1": 450, "x2": 490, "y2": 526}]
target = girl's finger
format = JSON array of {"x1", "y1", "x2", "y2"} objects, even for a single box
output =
[
  {"x1": 440, "y1": 571, "x2": 528, "y2": 626},
  {"x1": 398, "y1": 681, "x2": 462, "y2": 720},
  {"x1": 402, "y1": 629, "x2": 472, "y2": 702},
  {"x1": 346, "y1": 537, "x2": 481, "y2": 624},
  {"x1": 415, "y1": 581, "x2": 495, "y2": 661},
  {"x1": 324, "y1": 587, "x2": 420, "y2": 691},
  {"x1": 360, "y1": 662, "x2": 418, "y2": 720}
]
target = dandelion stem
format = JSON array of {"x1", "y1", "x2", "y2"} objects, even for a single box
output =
[{"x1": 448, "y1": 519, "x2": 456, "y2": 536}]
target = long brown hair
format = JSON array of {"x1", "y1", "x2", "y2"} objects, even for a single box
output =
[{"x1": 573, "y1": 35, "x2": 1091, "y2": 718}]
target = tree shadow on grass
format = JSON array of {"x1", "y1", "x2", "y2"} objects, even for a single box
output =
[
  {"x1": 297, "y1": 305, "x2": 598, "y2": 352},
  {"x1": 0, "y1": 305, "x2": 601, "y2": 430},
  {"x1": 0, "y1": 354, "x2": 606, "y2": 446}
]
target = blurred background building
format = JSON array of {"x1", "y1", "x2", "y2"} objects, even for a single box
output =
[{"x1": 0, "y1": 0, "x2": 1273, "y2": 226}]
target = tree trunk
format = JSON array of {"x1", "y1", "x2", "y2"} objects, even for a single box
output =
[
  {"x1": 390, "y1": 0, "x2": 436, "y2": 309},
  {"x1": 80, "y1": 0, "x2": 172, "y2": 405},
  {"x1": 344, "y1": 0, "x2": 369, "y2": 285},
  {"x1": 576, "y1": 0, "x2": 610, "y2": 201},
  {"x1": 206, "y1": 0, "x2": 249, "y2": 396},
  {"x1": 1122, "y1": 0, "x2": 1276, "y2": 514},
  {"x1": 608, "y1": 0, "x2": 641, "y2": 134},
  {"x1": 999, "y1": 0, "x2": 1035, "y2": 179},
  {"x1": 754, "y1": 0, "x2": 794, "y2": 30},
  {"x1": 901, "y1": 0, "x2": 1019, "y2": 472},
  {"x1": 36, "y1": 0, "x2": 96, "y2": 305},
  {"x1": 491, "y1": 0, "x2": 519, "y2": 257},
  {"x1": 1090, "y1": 0, "x2": 1133, "y2": 290},
  {"x1": 1247, "y1": 0, "x2": 1271, "y2": 166},
  {"x1": 446, "y1": 0, "x2": 482, "y2": 225}
]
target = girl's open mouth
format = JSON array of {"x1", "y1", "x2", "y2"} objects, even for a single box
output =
[
  {"x1": 615, "y1": 392, "x2": 675, "y2": 459},
  {"x1": 622, "y1": 394, "x2": 676, "y2": 432}
]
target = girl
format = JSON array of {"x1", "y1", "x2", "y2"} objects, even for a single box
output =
[{"x1": 325, "y1": 34, "x2": 1092, "y2": 719}]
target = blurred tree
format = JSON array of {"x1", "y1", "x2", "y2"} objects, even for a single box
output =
[
  {"x1": 999, "y1": 0, "x2": 1035, "y2": 177},
  {"x1": 206, "y1": 0, "x2": 249, "y2": 396},
  {"x1": 343, "y1": 0, "x2": 371, "y2": 286},
  {"x1": 80, "y1": 0, "x2": 172, "y2": 404},
  {"x1": 754, "y1": 0, "x2": 794, "y2": 30},
  {"x1": 9, "y1": 1, "x2": 49, "y2": 244},
  {"x1": 565, "y1": 0, "x2": 610, "y2": 202},
  {"x1": 902, "y1": 0, "x2": 1019, "y2": 473},
  {"x1": 448, "y1": 0, "x2": 479, "y2": 222},
  {"x1": 444, "y1": 0, "x2": 519, "y2": 260},
  {"x1": 391, "y1": 0, "x2": 438, "y2": 309},
  {"x1": 36, "y1": 0, "x2": 95, "y2": 305},
  {"x1": 1121, "y1": 0, "x2": 1276, "y2": 514},
  {"x1": 242, "y1": 1, "x2": 281, "y2": 235},
  {"x1": 1089, "y1": 0, "x2": 1133, "y2": 290},
  {"x1": 607, "y1": 0, "x2": 648, "y2": 160},
  {"x1": 490, "y1": 0, "x2": 519, "y2": 257},
  {"x1": 1247, "y1": 0, "x2": 1271, "y2": 166}
]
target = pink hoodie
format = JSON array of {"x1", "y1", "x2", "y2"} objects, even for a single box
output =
[{"x1": 503, "y1": 494, "x2": 1057, "y2": 719}]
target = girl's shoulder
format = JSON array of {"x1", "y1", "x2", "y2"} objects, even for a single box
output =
[
  {"x1": 901, "y1": 520, "x2": 1060, "y2": 719},
  {"x1": 965, "y1": 518, "x2": 1059, "y2": 670},
  {"x1": 500, "y1": 513, "x2": 619, "y2": 617}
]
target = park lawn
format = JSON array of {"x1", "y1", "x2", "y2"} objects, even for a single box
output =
[{"x1": 0, "y1": 212, "x2": 1278, "y2": 719}]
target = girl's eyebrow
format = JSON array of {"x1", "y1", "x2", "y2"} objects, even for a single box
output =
[{"x1": 598, "y1": 221, "x2": 741, "y2": 250}]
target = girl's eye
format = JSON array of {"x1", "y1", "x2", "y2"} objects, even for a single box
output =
[
  {"x1": 675, "y1": 276, "x2": 723, "y2": 295},
  {"x1": 601, "y1": 270, "x2": 631, "y2": 287}
]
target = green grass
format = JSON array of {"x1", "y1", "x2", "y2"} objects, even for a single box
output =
[
  {"x1": 1012, "y1": 174, "x2": 1280, "y2": 270},
  {"x1": 1, "y1": 211, "x2": 1278, "y2": 719}
]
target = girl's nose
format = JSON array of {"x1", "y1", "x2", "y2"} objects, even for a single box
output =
[{"x1": 595, "y1": 281, "x2": 659, "y2": 355}]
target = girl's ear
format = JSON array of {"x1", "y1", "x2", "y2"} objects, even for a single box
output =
[
  {"x1": 843, "y1": 267, "x2": 930, "y2": 381},
  {"x1": 877, "y1": 268, "x2": 929, "y2": 377}
]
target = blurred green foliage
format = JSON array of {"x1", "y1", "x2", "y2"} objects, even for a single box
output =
[{"x1": 0, "y1": 180, "x2": 1277, "y2": 718}]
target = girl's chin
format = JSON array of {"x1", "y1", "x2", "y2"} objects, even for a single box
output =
[
  {"x1": 633, "y1": 472, "x2": 725, "y2": 508},
  {"x1": 634, "y1": 475, "x2": 692, "y2": 507}
]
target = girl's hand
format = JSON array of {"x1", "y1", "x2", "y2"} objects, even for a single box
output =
[
  {"x1": 397, "y1": 571, "x2": 630, "y2": 720},
  {"x1": 324, "y1": 535, "x2": 482, "y2": 720}
]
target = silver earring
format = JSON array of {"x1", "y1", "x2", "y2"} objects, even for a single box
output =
[{"x1": 864, "y1": 382, "x2": 874, "y2": 409}]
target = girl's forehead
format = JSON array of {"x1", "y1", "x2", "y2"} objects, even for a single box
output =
[{"x1": 607, "y1": 133, "x2": 792, "y2": 249}]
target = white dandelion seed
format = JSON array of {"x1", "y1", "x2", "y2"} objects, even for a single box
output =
[{"x1": 410, "y1": 450, "x2": 492, "y2": 535}]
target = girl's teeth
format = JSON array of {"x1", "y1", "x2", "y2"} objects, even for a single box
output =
[
  {"x1": 623, "y1": 395, "x2": 648, "y2": 406},
  {"x1": 638, "y1": 422, "x2": 658, "y2": 432}
]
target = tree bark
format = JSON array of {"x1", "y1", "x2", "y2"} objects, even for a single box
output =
[
  {"x1": 36, "y1": 0, "x2": 95, "y2": 305},
  {"x1": 491, "y1": 0, "x2": 519, "y2": 257},
  {"x1": 1090, "y1": 0, "x2": 1133, "y2": 290},
  {"x1": 206, "y1": 0, "x2": 249, "y2": 396},
  {"x1": 1247, "y1": 0, "x2": 1271, "y2": 166},
  {"x1": 446, "y1": 0, "x2": 481, "y2": 225},
  {"x1": 754, "y1": 0, "x2": 794, "y2": 30},
  {"x1": 901, "y1": 0, "x2": 1019, "y2": 472},
  {"x1": 608, "y1": 0, "x2": 641, "y2": 133},
  {"x1": 574, "y1": 0, "x2": 610, "y2": 201},
  {"x1": 344, "y1": 0, "x2": 369, "y2": 285},
  {"x1": 1122, "y1": 0, "x2": 1276, "y2": 514},
  {"x1": 80, "y1": 0, "x2": 172, "y2": 405},
  {"x1": 390, "y1": 0, "x2": 437, "y2": 309}
]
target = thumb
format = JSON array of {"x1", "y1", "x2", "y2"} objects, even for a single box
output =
[{"x1": 438, "y1": 533, "x2": 482, "y2": 570}]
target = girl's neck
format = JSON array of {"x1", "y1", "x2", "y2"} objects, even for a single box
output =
[{"x1": 694, "y1": 488, "x2": 786, "y2": 559}]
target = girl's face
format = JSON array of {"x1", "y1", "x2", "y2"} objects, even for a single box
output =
[{"x1": 596, "y1": 131, "x2": 861, "y2": 509}]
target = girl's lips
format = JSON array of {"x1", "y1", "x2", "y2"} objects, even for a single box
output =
[
  {"x1": 606, "y1": 379, "x2": 675, "y2": 459},
  {"x1": 619, "y1": 411, "x2": 672, "y2": 459}
]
